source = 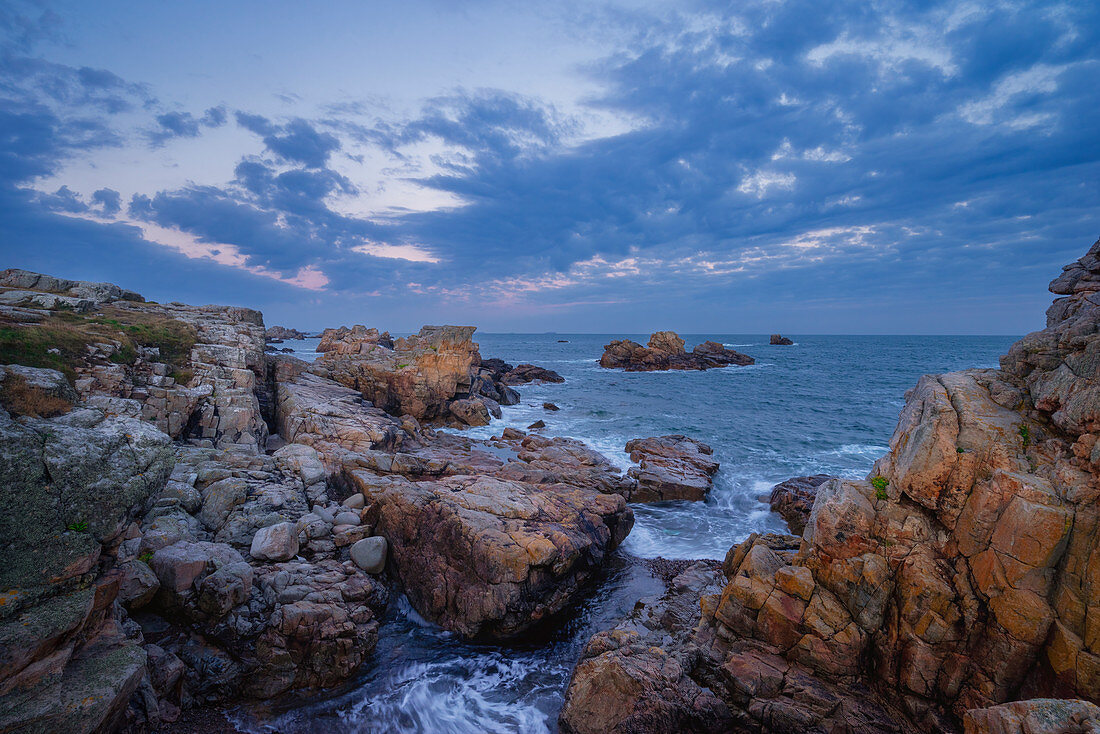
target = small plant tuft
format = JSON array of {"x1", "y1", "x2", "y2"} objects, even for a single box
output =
[
  {"x1": 956, "y1": 447, "x2": 966, "y2": 454},
  {"x1": 871, "y1": 475, "x2": 889, "y2": 500},
  {"x1": 66, "y1": 521, "x2": 88, "y2": 532},
  {"x1": 137, "y1": 550, "x2": 154, "y2": 564},
  {"x1": 1019, "y1": 425, "x2": 1031, "y2": 449}
]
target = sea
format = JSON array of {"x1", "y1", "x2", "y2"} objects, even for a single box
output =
[{"x1": 238, "y1": 333, "x2": 1016, "y2": 733}]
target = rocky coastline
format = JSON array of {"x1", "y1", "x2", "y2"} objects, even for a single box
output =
[
  {"x1": 557, "y1": 239, "x2": 1100, "y2": 733},
  {"x1": 3, "y1": 240, "x2": 1100, "y2": 734}
]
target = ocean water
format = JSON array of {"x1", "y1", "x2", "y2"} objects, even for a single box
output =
[{"x1": 247, "y1": 333, "x2": 1016, "y2": 732}]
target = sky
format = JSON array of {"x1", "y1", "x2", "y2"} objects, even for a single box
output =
[{"x1": 1, "y1": 0, "x2": 1098, "y2": 334}]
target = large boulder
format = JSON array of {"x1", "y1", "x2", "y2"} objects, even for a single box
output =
[
  {"x1": 624, "y1": 434, "x2": 720, "y2": 502},
  {"x1": 354, "y1": 471, "x2": 633, "y2": 638}
]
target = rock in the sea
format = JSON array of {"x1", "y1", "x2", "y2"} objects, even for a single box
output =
[
  {"x1": 600, "y1": 331, "x2": 753, "y2": 371},
  {"x1": 266, "y1": 325, "x2": 306, "y2": 341},
  {"x1": 354, "y1": 472, "x2": 633, "y2": 638},
  {"x1": 349, "y1": 536, "x2": 387, "y2": 574},
  {"x1": 503, "y1": 363, "x2": 565, "y2": 385},
  {"x1": 528, "y1": 419, "x2": 546, "y2": 430},
  {"x1": 449, "y1": 396, "x2": 491, "y2": 426},
  {"x1": 768, "y1": 474, "x2": 835, "y2": 534},
  {"x1": 543, "y1": 402, "x2": 560, "y2": 411},
  {"x1": 770, "y1": 333, "x2": 794, "y2": 345},
  {"x1": 624, "y1": 434, "x2": 720, "y2": 502}
]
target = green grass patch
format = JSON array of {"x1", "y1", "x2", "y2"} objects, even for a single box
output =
[
  {"x1": 870, "y1": 475, "x2": 889, "y2": 500},
  {"x1": 0, "y1": 306, "x2": 197, "y2": 383}
]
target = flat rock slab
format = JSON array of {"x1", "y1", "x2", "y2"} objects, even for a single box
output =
[{"x1": 353, "y1": 471, "x2": 633, "y2": 639}]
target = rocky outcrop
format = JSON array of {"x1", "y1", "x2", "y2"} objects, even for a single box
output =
[
  {"x1": 265, "y1": 326, "x2": 306, "y2": 341},
  {"x1": 0, "y1": 387, "x2": 173, "y2": 733},
  {"x1": 352, "y1": 471, "x2": 633, "y2": 639},
  {"x1": 624, "y1": 434, "x2": 720, "y2": 502},
  {"x1": 0, "y1": 267, "x2": 144, "y2": 306},
  {"x1": 768, "y1": 474, "x2": 835, "y2": 535},
  {"x1": 316, "y1": 324, "x2": 394, "y2": 353},
  {"x1": 770, "y1": 334, "x2": 794, "y2": 345},
  {"x1": 559, "y1": 562, "x2": 732, "y2": 733},
  {"x1": 600, "y1": 331, "x2": 754, "y2": 371},
  {"x1": 311, "y1": 325, "x2": 482, "y2": 423},
  {"x1": 561, "y1": 238, "x2": 1100, "y2": 732},
  {"x1": 311, "y1": 324, "x2": 564, "y2": 426},
  {"x1": 273, "y1": 356, "x2": 406, "y2": 470},
  {"x1": 0, "y1": 271, "x2": 272, "y2": 452},
  {"x1": 502, "y1": 363, "x2": 565, "y2": 385}
]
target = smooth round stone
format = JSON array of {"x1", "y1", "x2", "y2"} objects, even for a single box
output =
[
  {"x1": 333, "y1": 511, "x2": 360, "y2": 527},
  {"x1": 341, "y1": 494, "x2": 365, "y2": 509},
  {"x1": 350, "y1": 536, "x2": 387, "y2": 574}
]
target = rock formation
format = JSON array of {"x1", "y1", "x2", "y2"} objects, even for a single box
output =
[
  {"x1": 625, "y1": 434, "x2": 720, "y2": 502},
  {"x1": 600, "y1": 331, "x2": 754, "y2": 371},
  {"x1": 0, "y1": 269, "x2": 639, "y2": 729},
  {"x1": 311, "y1": 325, "x2": 563, "y2": 426},
  {"x1": 265, "y1": 326, "x2": 306, "y2": 341},
  {"x1": 771, "y1": 334, "x2": 794, "y2": 345},
  {"x1": 353, "y1": 472, "x2": 633, "y2": 639},
  {"x1": 560, "y1": 238, "x2": 1100, "y2": 733}
]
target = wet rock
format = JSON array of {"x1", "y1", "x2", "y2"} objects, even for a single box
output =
[
  {"x1": 768, "y1": 474, "x2": 835, "y2": 535},
  {"x1": 504, "y1": 364, "x2": 565, "y2": 385},
  {"x1": 624, "y1": 434, "x2": 720, "y2": 502},
  {"x1": 770, "y1": 334, "x2": 794, "y2": 345},
  {"x1": 544, "y1": 402, "x2": 560, "y2": 411},
  {"x1": 450, "y1": 396, "x2": 491, "y2": 426},
  {"x1": 528, "y1": 419, "x2": 546, "y2": 430}
]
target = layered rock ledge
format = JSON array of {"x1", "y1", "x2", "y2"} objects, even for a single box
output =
[{"x1": 600, "y1": 331, "x2": 754, "y2": 371}]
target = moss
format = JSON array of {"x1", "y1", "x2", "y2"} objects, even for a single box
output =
[{"x1": 870, "y1": 475, "x2": 889, "y2": 500}]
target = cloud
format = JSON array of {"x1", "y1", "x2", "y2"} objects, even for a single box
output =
[
  {"x1": 234, "y1": 113, "x2": 340, "y2": 168},
  {"x1": 91, "y1": 187, "x2": 120, "y2": 216},
  {"x1": 3, "y1": 0, "x2": 1100, "y2": 333}
]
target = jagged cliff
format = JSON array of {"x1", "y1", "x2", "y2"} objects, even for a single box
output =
[{"x1": 559, "y1": 238, "x2": 1100, "y2": 733}]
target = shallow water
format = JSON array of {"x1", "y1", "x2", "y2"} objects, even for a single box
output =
[{"x1": 246, "y1": 333, "x2": 1015, "y2": 732}]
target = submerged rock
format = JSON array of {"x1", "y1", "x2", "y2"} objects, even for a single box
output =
[{"x1": 600, "y1": 331, "x2": 754, "y2": 371}]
